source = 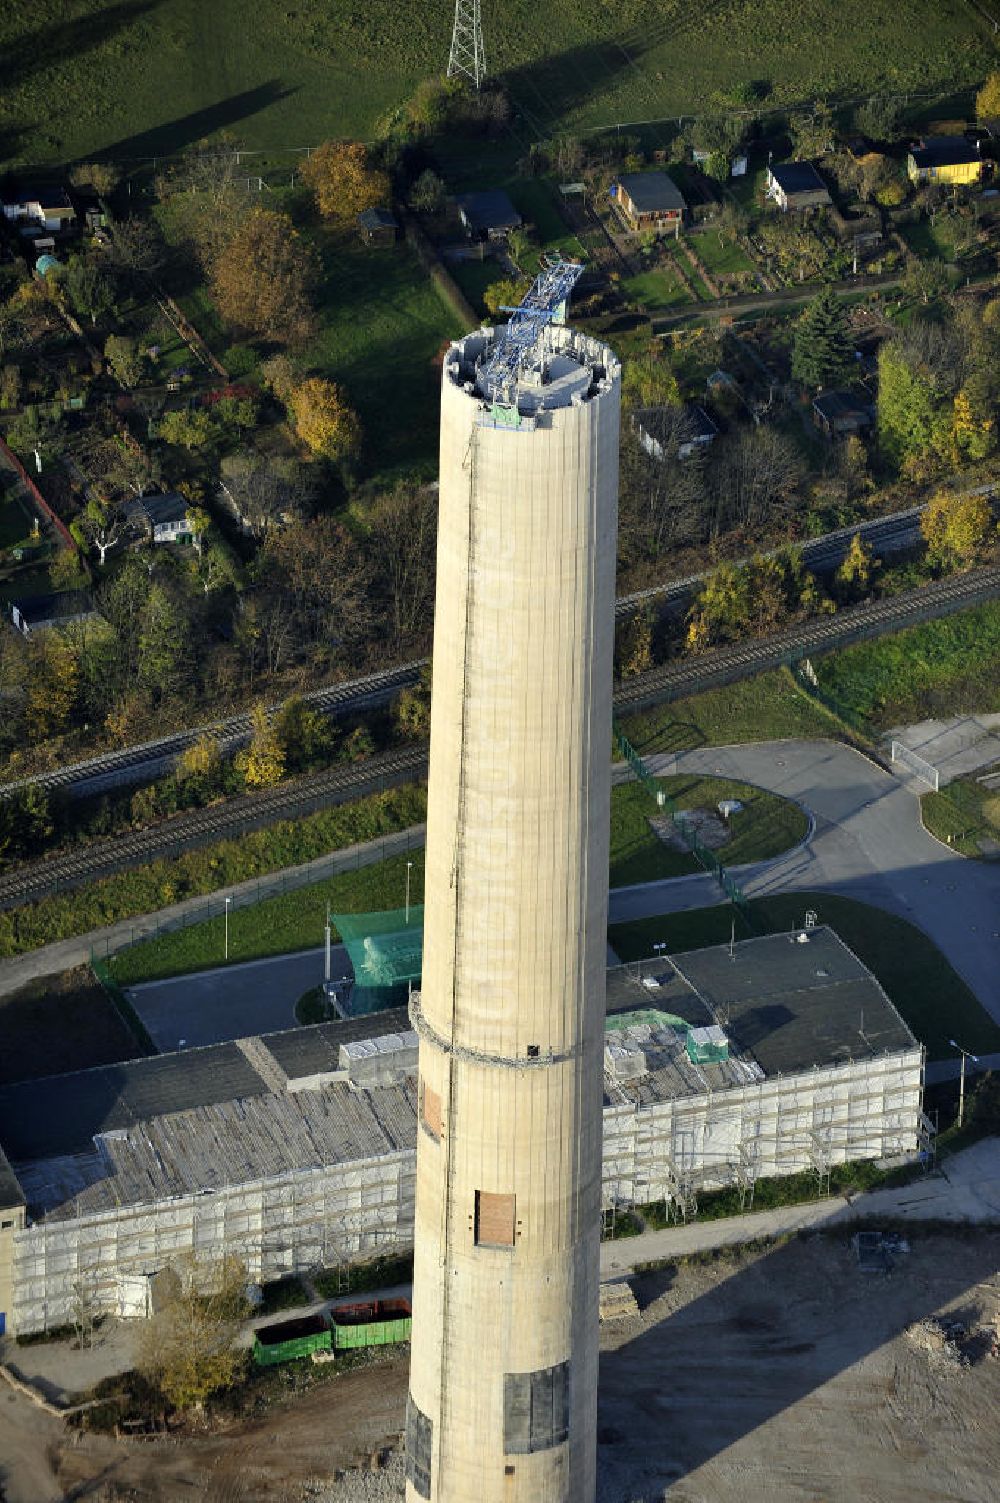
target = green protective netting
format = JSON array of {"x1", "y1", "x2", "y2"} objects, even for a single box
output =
[
  {"x1": 333, "y1": 906, "x2": 424, "y2": 1013},
  {"x1": 605, "y1": 1010, "x2": 690, "y2": 1035},
  {"x1": 686, "y1": 1029, "x2": 729, "y2": 1065}
]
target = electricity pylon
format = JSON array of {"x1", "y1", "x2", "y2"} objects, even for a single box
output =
[{"x1": 447, "y1": 0, "x2": 485, "y2": 89}]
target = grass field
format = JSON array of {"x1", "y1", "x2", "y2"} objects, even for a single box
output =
[
  {"x1": 922, "y1": 773, "x2": 1000, "y2": 859},
  {"x1": 608, "y1": 890, "x2": 1000, "y2": 1059},
  {"x1": 1, "y1": 1, "x2": 991, "y2": 171},
  {"x1": 109, "y1": 848, "x2": 427, "y2": 985},
  {"x1": 609, "y1": 774, "x2": 807, "y2": 886},
  {"x1": 623, "y1": 267, "x2": 693, "y2": 312},
  {"x1": 692, "y1": 230, "x2": 756, "y2": 281},
  {"x1": 0, "y1": 486, "x2": 34, "y2": 550},
  {"x1": 899, "y1": 218, "x2": 964, "y2": 263},
  {"x1": 815, "y1": 601, "x2": 1000, "y2": 732},
  {"x1": 305, "y1": 230, "x2": 462, "y2": 476},
  {"x1": 620, "y1": 667, "x2": 837, "y2": 757},
  {"x1": 449, "y1": 257, "x2": 506, "y2": 317},
  {"x1": 0, "y1": 561, "x2": 56, "y2": 606},
  {"x1": 0, "y1": 784, "x2": 427, "y2": 962},
  {"x1": 107, "y1": 771, "x2": 805, "y2": 982}
]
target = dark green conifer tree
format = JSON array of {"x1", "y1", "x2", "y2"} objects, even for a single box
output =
[{"x1": 791, "y1": 286, "x2": 855, "y2": 389}]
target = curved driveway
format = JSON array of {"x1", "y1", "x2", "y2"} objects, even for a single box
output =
[{"x1": 608, "y1": 740, "x2": 1000, "y2": 1022}]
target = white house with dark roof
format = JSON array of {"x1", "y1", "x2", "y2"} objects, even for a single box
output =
[
  {"x1": 1, "y1": 184, "x2": 77, "y2": 234},
  {"x1": 766, "y1": 161, "x2": 832, "y2": 211},
  {"x1": 9, "y1": 589, "x2": 97, "y2": 638}
]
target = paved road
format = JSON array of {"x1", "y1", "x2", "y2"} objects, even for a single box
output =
[
  {"x1": 608, "y1": 739, "x2": 1000, "y2": 1022},
  {"x1": 127, "y1": 944, "x2": 352, "y2": 1051},
  {"x1": 601, "y1": 1134, "x2": 1000, "y2": 1279},
  {"x1": 117, "y1": 739, "x2": 1000, "y2": 1056}
]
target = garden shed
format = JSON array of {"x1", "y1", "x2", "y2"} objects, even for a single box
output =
[
  {"x1": 907, "y1": 137, "x2": 984, "y2": 187},
  {"x1": 357, "y1": 207, "x2": 399, "y2": 246},
  {"x1": 766, "y1": 162, "x2": 832, "y2": 212},
  {"x1": 455, "y1": 190, "x2": 522, "y2": 241},
  {"x1": 612, "y1": 172, "x2": 687, "y2": 235}
]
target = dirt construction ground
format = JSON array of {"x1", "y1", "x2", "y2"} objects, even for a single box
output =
[{"x1": 5, "y1": 1230, "x2": 1000, "y2": 1502}]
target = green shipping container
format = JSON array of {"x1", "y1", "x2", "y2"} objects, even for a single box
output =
[
  {"x1": 253, "y1": 1313, "x2": 332, "y2": 1367},
  {"x1": 330, "y1": 1298, "x2": 412, "y2": 1350}
]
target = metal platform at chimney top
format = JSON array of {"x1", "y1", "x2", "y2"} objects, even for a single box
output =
[{"x1": 478, "y1": 257, "x2": 584, "y2": 404}]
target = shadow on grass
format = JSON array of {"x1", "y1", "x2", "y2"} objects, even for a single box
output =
[
  {"x1": 3, "y1": 0, "x2": 165, "y2": 97},
  {"x1": 93, "y1": 80, "x2": 296, "y2": 165},
  {"x1": 504, "y1": 39, "x2": 654, "y2": 134}
]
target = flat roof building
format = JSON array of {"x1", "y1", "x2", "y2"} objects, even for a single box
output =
[{"x1": 0, "y1": 928, "x2": 924, "y2": 1339}]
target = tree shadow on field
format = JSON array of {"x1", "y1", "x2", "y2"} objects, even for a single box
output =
[
  {"x1": 597, "y1": 1228, "x2": 1000, "y2": 1500},
  {"x1": 92, "y1": 81, "x2": 297, "y2": 165},
  {"x1": 3, "y1": 0, "x2": 165, "y2": 95},
  {"x1": 0, "y1": 120, "x2": 31, "y2": 173}
]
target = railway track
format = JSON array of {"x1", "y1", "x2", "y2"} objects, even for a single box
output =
[
  {"x1": 0, "y1": 660, "x2": 427, "y2": 801},
  {"x1": 3, "y1": 565, "x2": 999, "y2": 913},
  {"x1": 615, "y1": 562, "x2": 1000, "y2": 712},
  {"x1": 0, "y1": 744, "x2": 429, "y2": 911},
  {"x1": 614, "y1": 502, "x2": 931, "y2": 619},
  {"x1": 0, "y1": 498, "x2": 994, "y2": 804}
]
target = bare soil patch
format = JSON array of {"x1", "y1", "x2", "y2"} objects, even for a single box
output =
[
  {"x1": 650, "y1": 807, "x2": 733, "y2": 853},
  {"x1": 9, "y1": 1232, "x2": 1000, "y2": 1502},
  {"x1": 595, "y1": 1230, "x2": 1000, "y2": 1502},
  {"x1": 0, "y1": 1350, "x2": 410, "y2": 1503}
]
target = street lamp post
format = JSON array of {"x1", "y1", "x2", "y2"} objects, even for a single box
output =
[
  {"x1": 949, "y1": 1038, "x2": 980, "y2": 1128},
  {"x1": 405, "y1": 861, "x2": 414, "y2": 926},
  {"x1": 224, "y1": 896, "x2": 232, "y2": 962}
]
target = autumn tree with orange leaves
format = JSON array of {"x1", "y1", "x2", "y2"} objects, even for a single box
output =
[
  {"x1": 289, "y1": 377, "x2": 361, "y2": 462},
  {"x1": 300, "y1": 141, "x2": 390, "y2": 223},
  {"x1": 210, "y1": 206, "x2": 317, "y2": 344}
]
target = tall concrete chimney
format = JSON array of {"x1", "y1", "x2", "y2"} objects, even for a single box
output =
[{"x1": 406, "y1": 317, "x2": 620, "y2": 1502}]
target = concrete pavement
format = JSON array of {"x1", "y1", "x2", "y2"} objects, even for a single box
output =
[
  {"x1": 601, "y1": 1134, "x2": 1000, "y2": 1278},
  {"x1": 609, "y1": 740, "x2": 1000, "y2": 1022},
  {"x1": 127, "y1": 944, "x2": 352, "y2": 1051},
  {"x1": 885, "y1": 713, "x2": 1000, "y2": 785}
]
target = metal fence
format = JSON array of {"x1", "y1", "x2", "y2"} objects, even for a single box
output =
[
  {"x1": 91, "y1": 825, "x2": 426, "y2": 968},
  {"x1": 891, "y1": 741, "x2": 941, "y2": 792},
  {"x1": 613, "y1": 721, "x2": 750, "y2": 920}
]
